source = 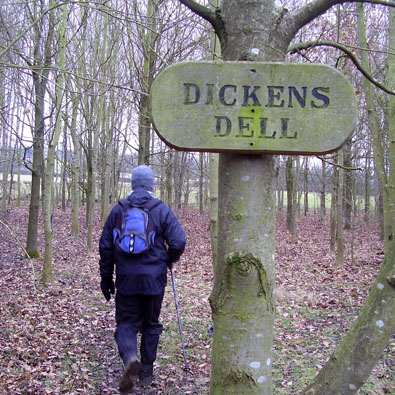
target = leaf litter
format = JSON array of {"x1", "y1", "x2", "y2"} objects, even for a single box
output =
[{"x1": 0, "y1": 205, "x2": 392, "y2": 394}]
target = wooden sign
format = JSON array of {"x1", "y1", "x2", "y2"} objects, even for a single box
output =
[{"x1": 150, "y1": 62, "x2": 357, "y2": 155}]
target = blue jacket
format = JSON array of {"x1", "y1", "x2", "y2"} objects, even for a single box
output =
[{"x1": 99, "y1": 188, "x2": 186, "y2": 295}]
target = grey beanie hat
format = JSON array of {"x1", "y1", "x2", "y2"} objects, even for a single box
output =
[{"x1": 131, "y1": 165, "x2": 154, "y2": 191}]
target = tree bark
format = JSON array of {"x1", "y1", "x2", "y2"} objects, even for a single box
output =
[
  {"x1": 319, "y1": 159, "x2": 326, "y2": 226},
  {"x1": 209, "y1": 153, "x2": 219, "y2": 268},
  {"x1": 177, "y1": 0, "x2": 395, "y2": 392},
  {"x1": 166, "y1": 150, "x2": 173, "y2": 208},
  {"x1": 335, "y1": 149, "x2": 344, "y2": 268},
  {"x1": 42, "y1": 3, "x2": 67, "y2": 283},
  {"x1": 136, "y1": 0, "x2": 160, "y2": 165},
  {"x1": 286, "y1": 156, "x2": 297, "y2": 241},
  {"x1": 61, "y1": 123, "x2": 67, "y2": 211},
  {"x1": 85, "y1": 126, "x2": 98, "y2": 252},
  {"x1": 330, "y1": 158, "x2": 338, "y2": 252},
  {"x1": 159, "y1": 146, "x2": 166, "y2": 201},
  {"x1": 205, "y1": 1, "x2": 289, "y2": 392},
  {"x1": 199, "y1": 152, "x2": 204, "y2": 213},
  {"x1": 304, "y1": 243, "x2": 395, "y2": 394},
  {"x1": 1, "y1": 78, "x2": 9, "y2": 214},
  {"x1": 364, "y1": 146, "x2": 371, "y2": 225},
  {"x1": 100, "y1": 98, "x2": 114, "y2": 223},
  {"x1": 210, "y1": 154, "x2": 276, "y2": 395},
  {"x1": 356, "y1": 4, "x2": 387, "y2": 238},
  {"x1": 25, "y1": 5, "x2": 55, "y2": 258},
  {"x1": 303, "y1": 157, "x2": 309, "y2": 216},
  {"x1": 70, "y1": 93, "x2": 81, "y2": 237},
  {"x1": 343, "y1": 142, "x2": 353, "y2": 229},
  {"x1": 305, "y1": 3, "x2": 395, "y2": 393},
  {"x1": 173, "y1": 151, "x2": 187, "y2": 210}
]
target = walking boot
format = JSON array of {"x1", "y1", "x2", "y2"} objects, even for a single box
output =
[
  {"x1": 138, "y1": 363, "x2": 154, "y2": 387},
  {"x1": 119, "y1": 356, "x2": 141, "y2": 394}
]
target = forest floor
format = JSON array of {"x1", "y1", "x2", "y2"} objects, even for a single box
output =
[{"x1": 0, "y1": 205, "x2": 393, "y2": 395}]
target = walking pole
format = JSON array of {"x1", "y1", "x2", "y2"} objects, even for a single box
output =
[{"x1": 170, "y1": 266, "x2": 190, "y2": 372}]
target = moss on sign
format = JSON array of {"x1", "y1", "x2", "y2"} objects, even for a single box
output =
[{"x1": 150, "y1": 61, "x2": 357, "y2": 155}]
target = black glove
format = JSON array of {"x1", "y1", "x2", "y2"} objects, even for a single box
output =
[{"x1": 100, "y1": 276, "x2": 115, "y2": 301}]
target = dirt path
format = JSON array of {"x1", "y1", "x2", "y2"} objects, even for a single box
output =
[{"x1": 0, "y1": 206, "x2": 391, "y2": 394}]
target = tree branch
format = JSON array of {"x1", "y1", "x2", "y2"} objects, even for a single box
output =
[
  {"x1": 0, "y1": 0, "x2": 64, "y2": 59},
  {"x1": 177, "y1": 0, "x2": 225, "y2": 48},
  {"x1": 284, "y1": 0, "x2": 395, "y2": 38},
  {"x1": 177, "y1": 0, "x2": 215, "y2": 22},
  {"x1": 316, "y1": 154, "x2": 363, "y2": 171},
  {"x1": 288, "y1": 40, "x2": 395, "y2": 95}
]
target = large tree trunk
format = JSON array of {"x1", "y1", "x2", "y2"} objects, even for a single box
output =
[
  {"x1": 85, "y1": 128, "x2": 98, "y2": 252},
  {"x1": 0, "y1": 75, "x2": 9, "y2": 214},
  {"x1": 343, "y1": 141, "x2": 353, "y2": 229},
  {"x1": 364, "y1": 146, "x2": 371, "y2": 225},
  {"x1": 42, "y1": 4, "x2": 67, "y2": 283},
  {"x1": 208, "y1": 4, "x2": 220, "y2": 267},
  {"x1": 355, "y1": 5, "x2": 387, "y2": 238},
  {"x1": 61, "y1": 124, "x2": 67, "y2": 211},
  {"x1": 210, "y1": 154, "x2": 276, "y2": 394},
  {"x1": 166, "y1": 150, "x2": 173, "y2": 207},
  {"x1": 70, "y1": 94, "x2": 81, "y2": 236},
  {"x1": 335, "y1": 149, "x2": 344, "y2": 268},
  {"x1": 286, "y1": 156, "x2": 298, "y2": 242},
  {"x1": 207, "y1": 1, "x2": 290, "y2": 392},
  {"x1": 183, "y1": 163, "x2": 191, "y2": 209},
  {"x1": 26, "y1": 78, "x2": 46, "y2": 257},
  {"x1": 305, "y1": 4, "x2": 395, "y2": 393},
  {"x1": 159, "y1": 145, "x2": 166, "y2": 201},
  {"x1": 178, "y1": 0, "x2": 394, "y2": 392},
  {"x1": 303, "y1": 157, "x2": 309, "y2": 216},
  {"x1": 26, "y1": 5, "x2": 55, "y2": 258},
  {"x1": 319, "y1": 159, "x2": 326, "y2": 226},
  {"x1": 209, "y1": 153, "x2": 219, "y2": 268},
  {"x1": 100, "y1": 98, "x2": 114, "y2": 223},
  {"x1": 330, "y1": 158, "x2": 338, "y2": 251},
  {"x1": 276, "y1": 159, "x2": 283, "y2": 213},
  {"x1": 16, "y1": 144, "x2": 21, "y2": 206},
  {"x1": 199, "y1": 152, "x2": 204, "y2": 213},
  {"x1": 137, "y1": 0, "x2": 160, "y2": 165},
  {"x1": 304, "y1": 236, "x2": 395, "y2": 394},
  {"x1": 173, "y1": 151, "x2": 187, "y2": 210}
]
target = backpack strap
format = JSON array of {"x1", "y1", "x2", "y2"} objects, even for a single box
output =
[
  {"x1": 118, "y1": 198, "x2": 130, "y2": 209},
  {"x1": 115, "y1": 199, "x2": 130, "y2": 232}
]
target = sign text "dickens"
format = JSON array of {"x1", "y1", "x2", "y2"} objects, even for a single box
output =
[{"x1": 183, "y1": 83, "x2": 330, "y2": 108}]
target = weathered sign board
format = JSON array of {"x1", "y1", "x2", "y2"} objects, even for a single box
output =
[{"x1": 150, "y1": 61, "x2": 357, "y2": 155}]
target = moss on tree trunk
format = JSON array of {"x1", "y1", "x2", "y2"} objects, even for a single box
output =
[{"x1": 210, "y1": 154, "x2": 276, "y2": 394}]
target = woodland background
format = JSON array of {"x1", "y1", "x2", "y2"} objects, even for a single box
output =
[{"x1": 0, "y1": 0, "x2": 394, "y2": 393}]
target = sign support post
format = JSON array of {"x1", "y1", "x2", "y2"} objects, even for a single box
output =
[{"x1": 150, "y1": 61, "x2": 357, "y2": 393}]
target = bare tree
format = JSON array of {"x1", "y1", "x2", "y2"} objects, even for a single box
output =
[{"x1": 177, "y1": 0, "x2": 395, "y2": 393}]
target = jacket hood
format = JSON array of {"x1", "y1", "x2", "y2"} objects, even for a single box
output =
[
  {"x1": 131, "y1": 165, "x2": 154, "y2": 191},
  {"x1": 127, "y1": 188, "x2": 153, "y2": 207}
]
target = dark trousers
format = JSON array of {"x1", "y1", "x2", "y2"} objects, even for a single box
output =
[{"x1": 114, "y1": 291, "x2": 164, "y2": 366}]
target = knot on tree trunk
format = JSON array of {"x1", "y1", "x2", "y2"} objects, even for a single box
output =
[
  {"x1": 387, "y1": 274, "x2": 395, "y2": 287},
  {"x1": 228, "y1": 252, "x2": 255, "y2": 276},
  {"x1": 227, "y1": 252, "x2": 274, "y2": 311},
  {"x1": 222, "y1": 369, "x2": 255, "y2": 389}
]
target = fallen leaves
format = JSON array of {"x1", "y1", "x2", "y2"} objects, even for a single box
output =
[{"x1": 0, "y1": 205, "x2": 391, "y2": 394}]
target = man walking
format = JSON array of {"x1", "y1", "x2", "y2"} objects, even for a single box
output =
[{"x1": 99, "y1": 165, "x2": 186, "y2": 393}]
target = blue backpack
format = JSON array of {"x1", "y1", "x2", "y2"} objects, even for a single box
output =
[{"x1": 113, "y1": 198, "x2": 161, "y2": 255}]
